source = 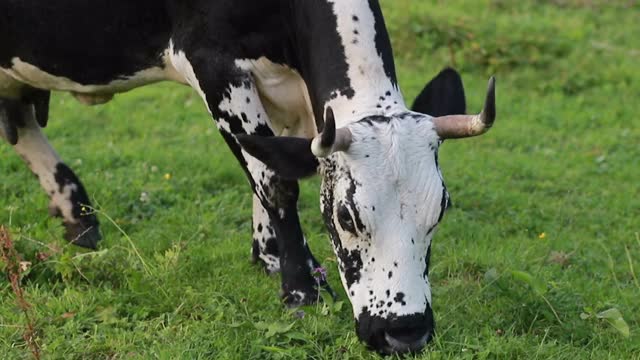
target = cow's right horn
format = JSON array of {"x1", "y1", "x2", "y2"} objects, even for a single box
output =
[
  {"x1": 432, "y1": 76, "x2": 496, "y2": 139},
  {"x1": 311, "y1": 107, "x2": 352, "y2": 157}
]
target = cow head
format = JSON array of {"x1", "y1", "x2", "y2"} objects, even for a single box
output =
[{"x1": 238, "y1": 70, "x2": 496, "y2": 354}]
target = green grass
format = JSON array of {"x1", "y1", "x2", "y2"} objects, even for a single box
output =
[{"x1": 2, "y1": 0, "x2": 639, "y2": 358}]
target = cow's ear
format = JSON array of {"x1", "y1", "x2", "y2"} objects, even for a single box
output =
[
  {"x1": 412, "y1": 67, "x2": 466, "y2": 116},
  {"x1": 236, "y1": 135, "x2": 319, "y2": 180}
]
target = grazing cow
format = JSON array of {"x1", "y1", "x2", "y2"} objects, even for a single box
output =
[{"x1": 0, "y1": 0, "x2": 496, "y2": 354}]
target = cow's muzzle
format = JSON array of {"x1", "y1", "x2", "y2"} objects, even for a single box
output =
[{"x1": 356, "y1": 306, "x2": 434, "y2": 355}]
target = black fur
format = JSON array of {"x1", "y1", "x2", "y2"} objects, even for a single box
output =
[
  {"x1": 0, "y1": 1, "x2": 170, "y2": 85},
  {"x1": 236, "y1": 135, "x2": 319, "y2": 180},
  {"x1": 356, "y1": 307, "x2": 434, "y2": 355},
  {"x1": 0, "y1": 98, "x2": 21, "y2": 145},
  {"x1": 25, "y1": 90, "x2": 50, "y2": 128}
]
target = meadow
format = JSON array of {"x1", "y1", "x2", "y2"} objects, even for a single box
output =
[{"x1": 1, "y1": 0, "x2": 639, "y2": 359}]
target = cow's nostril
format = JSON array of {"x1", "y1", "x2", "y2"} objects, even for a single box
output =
[
  {"x1": 386, "y1": 325, "x2": 430, "y2": 344},
  {"x1": 384, "y1": 326, "x2": 432, "y2": 353}
]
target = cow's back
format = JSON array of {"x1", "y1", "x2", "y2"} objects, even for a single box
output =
[{"x1": 0, "y1": 0, "x2": 172, "y2": 86}]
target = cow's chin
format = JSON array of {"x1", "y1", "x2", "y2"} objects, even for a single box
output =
[{"x1": 354, "y1": 305, "x2": 435, "y2": 355}]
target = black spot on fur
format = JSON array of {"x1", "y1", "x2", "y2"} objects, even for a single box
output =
[
  {"x1": 265, "y1": 237, "x2": 279, "y2": 257},
  {"x1": 253, "y1": 123, "x2": 274, "y2": 137},
  {"x1": 340, "y1": 249, "x2": 363, "y2": 288},
  {"x1": 423, "y1": 246, "x2": 432, "y2": 279},
  {"x1": 344, "y1": 174, "x2": 366, "y2": 234},
  {"x1": 338, "y1": 203, "x2": 357, "y2": 234}
]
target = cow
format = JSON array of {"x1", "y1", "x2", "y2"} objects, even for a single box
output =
[{"x1": 0, "y1": 0, "x2": 496, "y2": 354}]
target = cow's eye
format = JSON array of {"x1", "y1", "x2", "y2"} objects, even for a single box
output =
[{"x1": 337, "y1": 204, "x2": 357, "y2": 234}]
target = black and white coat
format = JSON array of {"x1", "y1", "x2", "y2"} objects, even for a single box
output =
[{"x1": 0, "y1": 0, "x2": 496, "y2": 354}]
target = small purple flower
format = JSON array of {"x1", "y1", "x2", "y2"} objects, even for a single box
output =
[{"x1": 312, "y1": 266, "x2": 327, "y2": 283}]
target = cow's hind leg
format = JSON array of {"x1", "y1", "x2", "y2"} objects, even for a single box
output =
[{"x1": 0, "y1": 97, "x2": 101, "y2": 249}]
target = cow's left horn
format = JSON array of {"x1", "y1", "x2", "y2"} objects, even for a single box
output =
[
  {"x1": 311, "y1": 107, "x2": 352, "y2": 157},
  {"x1": 432, "y1": 76, "x2": 496, "y2": 139}
]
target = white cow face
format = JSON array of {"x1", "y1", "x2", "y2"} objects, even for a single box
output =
[{"x1": 318, "y1": 114, "x2": 446, "y2": 353}]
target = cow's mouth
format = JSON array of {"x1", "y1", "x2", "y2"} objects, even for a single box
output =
[
  {"x1": 382, "y1": 328, "x2": 433, "y2": 354},
  {"x1": 357, "y1": 310, "x2": 435, "y2": 354}
]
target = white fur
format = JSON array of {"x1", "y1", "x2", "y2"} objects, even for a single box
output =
[
  {"x1": 235, "y1": 58, "x2": 317, "y2": 139},
  {"x1": 167, "y1": 41, "x2": 211, "y2": 111},
  {"x1": 252, "y1": 195, "x2": 280, "y2": 273},
  {"x1": 1, "y1": 58, "x2": 168, "y2": 98},
  {"x1": 326, "y1": 0, "x2": 407, "y2": 126}
]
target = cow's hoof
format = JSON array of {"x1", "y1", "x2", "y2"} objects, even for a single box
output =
[
  {"x1": 64, "y1": 222, "x2": 102, "y2": 250},
  {"x1": 282, "y1": 287, "x2": 320, "y2": 307},
  {"x1": 281, "y1": 282, "x2": 336, "y2": 307}
]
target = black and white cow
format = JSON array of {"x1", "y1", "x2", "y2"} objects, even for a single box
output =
[{"x1": 0, "y1": 0, "x2": 496, "y2": 354}]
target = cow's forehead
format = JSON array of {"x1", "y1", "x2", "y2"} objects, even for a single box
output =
[
  {"x1": 343, "y1": 114, "x2": 442, "y2": 163},
  {"x1": 322, "y1": 114, "x2": 446, "y2": 227}
]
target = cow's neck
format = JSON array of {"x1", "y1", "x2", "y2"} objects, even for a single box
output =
[{"x1": 291, "y1": 0, "x2": 406, "y2": 128}]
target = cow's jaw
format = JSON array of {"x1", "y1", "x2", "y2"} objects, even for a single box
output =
[{"x1": 319, "y1": 114, "x2": 448, "y2": 353}]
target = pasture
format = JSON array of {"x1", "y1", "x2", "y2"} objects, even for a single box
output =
[{"x1": 1, "y1": 0, "x2": 639, "y2": 358}]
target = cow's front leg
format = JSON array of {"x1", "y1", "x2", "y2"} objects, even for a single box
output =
[
  {"x1": 0, "y1": 98, "x2": 101, "y2": 249},
  {"x1": 249, "y1": 169, "x2": 333, "y2": 305},
  {"x1": 251, "y1": 192, "x2": 330, "y2": 286},
  {"x1": 251, "y1": 195, "x2": 281, "y2": 273},
  {"x1": 215, "y1": 90, "x2": 332, "y2": 306},
  {"x1": 174, "y1": 54, "x2": 332, "y2": 305}
]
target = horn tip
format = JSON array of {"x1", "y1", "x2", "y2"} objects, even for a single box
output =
[{"x1": 483, "y1": 76, "x2": 496, "y2": 126}]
